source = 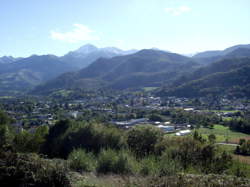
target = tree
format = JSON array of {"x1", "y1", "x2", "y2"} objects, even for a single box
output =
[
  {"x1": 193, "y1": 130, "x2": 205, "y2": 143},
  {"x1": 208, "y1": 134, "x2": 216, "y2": 144},
  {"x1": 127, "y1": 125, "x2": 163, "y2": 157},
  {"x1": 42, "y1": 119, "x2": 72, "y2": 157},
  {"x1": 0, "y1": 111, "x2": 11, "y2": 125},
  {"x1": 0, "y1": 111, "x2": 13, "y2": 149},
  {"x1": 0, "y1": 125, "x2": 13, "y2": 148}
]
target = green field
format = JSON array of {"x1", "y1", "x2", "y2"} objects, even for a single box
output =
[
  {"x1": 0, "y1": 96, "x2": 13, "y2": 99},
  {"x1": 51, "y1": 89, "x2": 73, "y2": 97},
  {"x1": 197, "y1": 124, "x2": 250, "y2": 143},
  {"x1": 143, "y1": 87, "x2": 158, "y2": 92}
]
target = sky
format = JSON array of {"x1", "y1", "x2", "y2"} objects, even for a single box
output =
[{"x1": 0, "y1": 0, "x2": 250, "y2": 57}]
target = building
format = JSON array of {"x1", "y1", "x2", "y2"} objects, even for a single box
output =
[
  {"x1": 157, "y1": 125, "x2": 175, "y2": 132},
  {"x1": 175, "y1": 129, "x2": 191, "y2": 136},
  {"x1": 113, "y1": 118, "x2": 148, "y2": 128}
]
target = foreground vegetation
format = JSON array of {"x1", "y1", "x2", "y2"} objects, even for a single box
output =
[{"x1": 1, "y1": 110, "x2": 250, "y2": 186}]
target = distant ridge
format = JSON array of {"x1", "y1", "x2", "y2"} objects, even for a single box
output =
[
  {"x1": 1, "y1": 43, "x2": 250, "y2": 97},
  {"x1": 31, "y1": 49, "x2": 198, "y2": 94},
  {"x1": 193, "y1": 44, "x2": 250, "y2": 58},
  {"x1": 158, "y1": 48, "x2": 250, "y2": 98}
]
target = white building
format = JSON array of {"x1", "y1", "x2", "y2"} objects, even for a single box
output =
[
  {"x1": 175, "y1": 129, "x2": 191, "y2": 136},
  {"x1": 157, "y1": 125, "x2": 175, "y2": 132}
]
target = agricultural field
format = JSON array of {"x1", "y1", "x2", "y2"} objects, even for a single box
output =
[
  {"x1": 200, "y1": 125, "x2": 250, "y2": 169},
  {"x1": 143, "y1": 87, "x2": 158, "y2": 92},
  {"x1": 197, "y1": 124, "x2": 250, "y2": 144}
]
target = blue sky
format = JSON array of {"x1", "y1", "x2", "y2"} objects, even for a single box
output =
[{"x1": 0, "y1": 0, "x2": 250, "y2": 57}]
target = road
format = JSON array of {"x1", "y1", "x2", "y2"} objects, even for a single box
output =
[{"x1": 215, "y1": 143, "x2": 238, "y2": 146}]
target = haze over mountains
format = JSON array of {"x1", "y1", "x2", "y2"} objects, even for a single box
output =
[
  {"x1": 1, "y1": 43, "x2": 250, "y2": 98},
  {"x1": 0, "y1": 44, "x2": 137, "y2": 95},
  {"x1": 193, "y1": 44, "x2": 250, "y2": 58},
  {"x1": 61, "y1": 44, "x2": 138, "y2": 69},
  {"x1": 33, "y1": 49, "x2": 199, "y2": 94}
]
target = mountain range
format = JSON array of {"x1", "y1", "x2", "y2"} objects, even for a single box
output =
[
  {"x1": 0, "y1": 44, "x2": 137, "y2": 95},
  {"x1": 60, "y1": 44, "x2": 138, "y2": 69},
  {"x1": 193, "y1": 44, "x2": 250, "y2": 58},
  {"x1": 32, "y1": 49, "x2": 199, "y2": 94},
  {"x1": 157, "y1": 48, "x2": 250, "y2": 98},
  {"x1": 1, "y1": 43, "x2": 250, "y2": 98}
]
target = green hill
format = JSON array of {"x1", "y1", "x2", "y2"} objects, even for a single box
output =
[
  {"x1": 32, "y1": 49, "x2": 198, "y2": 94},
  {"x1": 158, "y1": 57, "x2": 250, "y2": 98}
]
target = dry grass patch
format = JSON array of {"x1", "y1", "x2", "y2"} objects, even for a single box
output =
[{"x1": 233, "y1": 155, "x2": 250, "y2": 165}]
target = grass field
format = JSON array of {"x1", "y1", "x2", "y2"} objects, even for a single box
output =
[
  {"x1": 143, "y1": 87, "x2": 158, "y2": 92},
  {"x1": 202, "y1": 125, "x2": 250, "y2": 167},
  {"x1": 197, "y1": 124, "x2": 250, "y2": 143},
  {"x1": 0, "y1": 96, "x2": 13, "y2": 99},
  {"x1": 51, "y1": 89, "x2": 73, "y2": 97}
]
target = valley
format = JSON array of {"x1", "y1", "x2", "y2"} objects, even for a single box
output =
[{"x1": 1, "y1": 42, "x2": 250, "y2": 187}]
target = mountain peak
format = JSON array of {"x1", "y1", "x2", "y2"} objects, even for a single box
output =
[
  {"x1": 101, "y1": 47, "x2": 123, "y2": 54},
  {"x1": 0, "y1": 56, "x2": 16, "y2": 63},
  {"x1": 76, "y1": 44, "x2": 98, "y2": 54}
]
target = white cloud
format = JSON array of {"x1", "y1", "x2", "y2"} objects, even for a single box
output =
[
  {"x1": 50, "y1": 24, "x2": 99, "y2": 43},
  {"x1": 165, "y1": 6, "x2": 191, "y2": 16}
]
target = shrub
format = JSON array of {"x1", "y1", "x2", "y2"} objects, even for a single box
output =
[
  {"x1": 127, "y1": 125, "x2": 163, "y2": 157},
  {"x1": 43, "y1": 121, "x2": 126, "y2": 158},
  {"x1": 68, "y1": 148, "x2": 96, "y2": 172},
  {"x1": 42, "y1": 119, "x2": 73, "y2": 157},
  {"x1": 96, "y1": 149, "x2": 117, "y2": 174},
  {"x1": 158, "y1": 151, "x2": 182, "y2": 176},
  {"x1": 0, "y1": 151, "x2": 70, "y2": 187},
  {"x1": 139, "y1": 156, "x2": 159, "y2": 176},
  {"x1": 96, "y1": 149, "x2": 133, "y2": 174}
]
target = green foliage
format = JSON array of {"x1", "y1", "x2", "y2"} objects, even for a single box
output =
[
  {"x1": 197, "y1": 124, "x2": 249, "y2": 143},
  {"x1": 146, "y1": 173, "x2": 250, "y2": 187},
  {"x1": 158, "y1": 151, "x2": 182, "y2": 176},
  {"x1": 228, "y1": 160, "x2": 250, "y2": 178},
  {"x1": 226, "y1": 117, "x2": 250, "y2": 134},
  {"x1": 0, "y1": 110, "x2": 11, "y2": 125},
  {"x1": 169, "y1": 109, "x2": 219, "y2": 127},
  {"x1": 96, "y1": 149, "x2": 133, "y2": 174},
  {"x1": 13, "y1": 126, "x2": 49, "y2": 153},
  {"x1": 0, "y1": 125, "x2": 14, "y2": 148},
  {"x1": 42, "y1": 119, "x2": 76, "y2": 157},
  {"x1": 43, "y1": 120, "x2": 125, "y2": 158},
  {"x1": 68, "y1": 148, "x2": 96, "y2": 172},
  {"x1": 127, "y1": 125, "x2": 163, "y2": 157},
  {"x1": 235, "y1": 139, "x2": 250, "y2": 155},
  {"x1": 164, "y1": 136, "x2": 232, "y2": 174},
  {"x1": 139, "y1": 154, "x2": 181, "y2": 176},
  {"x1": 0, "y1": 151, "x2": 70, "y2": 187},
  {"x1": 0, "y1": 111, "x2": 14, "y2": 149},
  {"x1": 158, "y1": 58, "x2": 250, "y2": 98},
  {"x1": 208, "y1": 134, "x2": 216, "y2": 144},
  {"x1": 193, "y1": 130, "x2": 206, "y2": 143},
  {"x1": 148, "y1": 113, "x2": 165, "y2": 122},
  {"x1": 139, "y1": 156, "x2": 159, "y2": 176}
]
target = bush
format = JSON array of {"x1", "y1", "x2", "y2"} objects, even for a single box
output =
[
  {"x1": 0, "y1": 151, "x2": 70, "y2": 187},
  {"x1": 42, "y1": 119, "x2": 73, "y2": 157},
  {"x1": 13, "y1": 126, "x2": 48, "y2": 153},
  {"x1": 96, "y1": 149, "x2": 133, "y2": 174},
  {"x1": 43, "y1": 121, "x2": 126, "y2": 158},
  {"x1": 139, "y1": 156, "x2": 159, "y2": 176},
  {"x1": 68, "y1": 148, "x2": 96, "y2": 172},
  {"x1": 127, "y1": 125, "x2": 163, "y2": 157},
  {"x1": 158, "y1": 151, "x2": 182, "y2": 176}
]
